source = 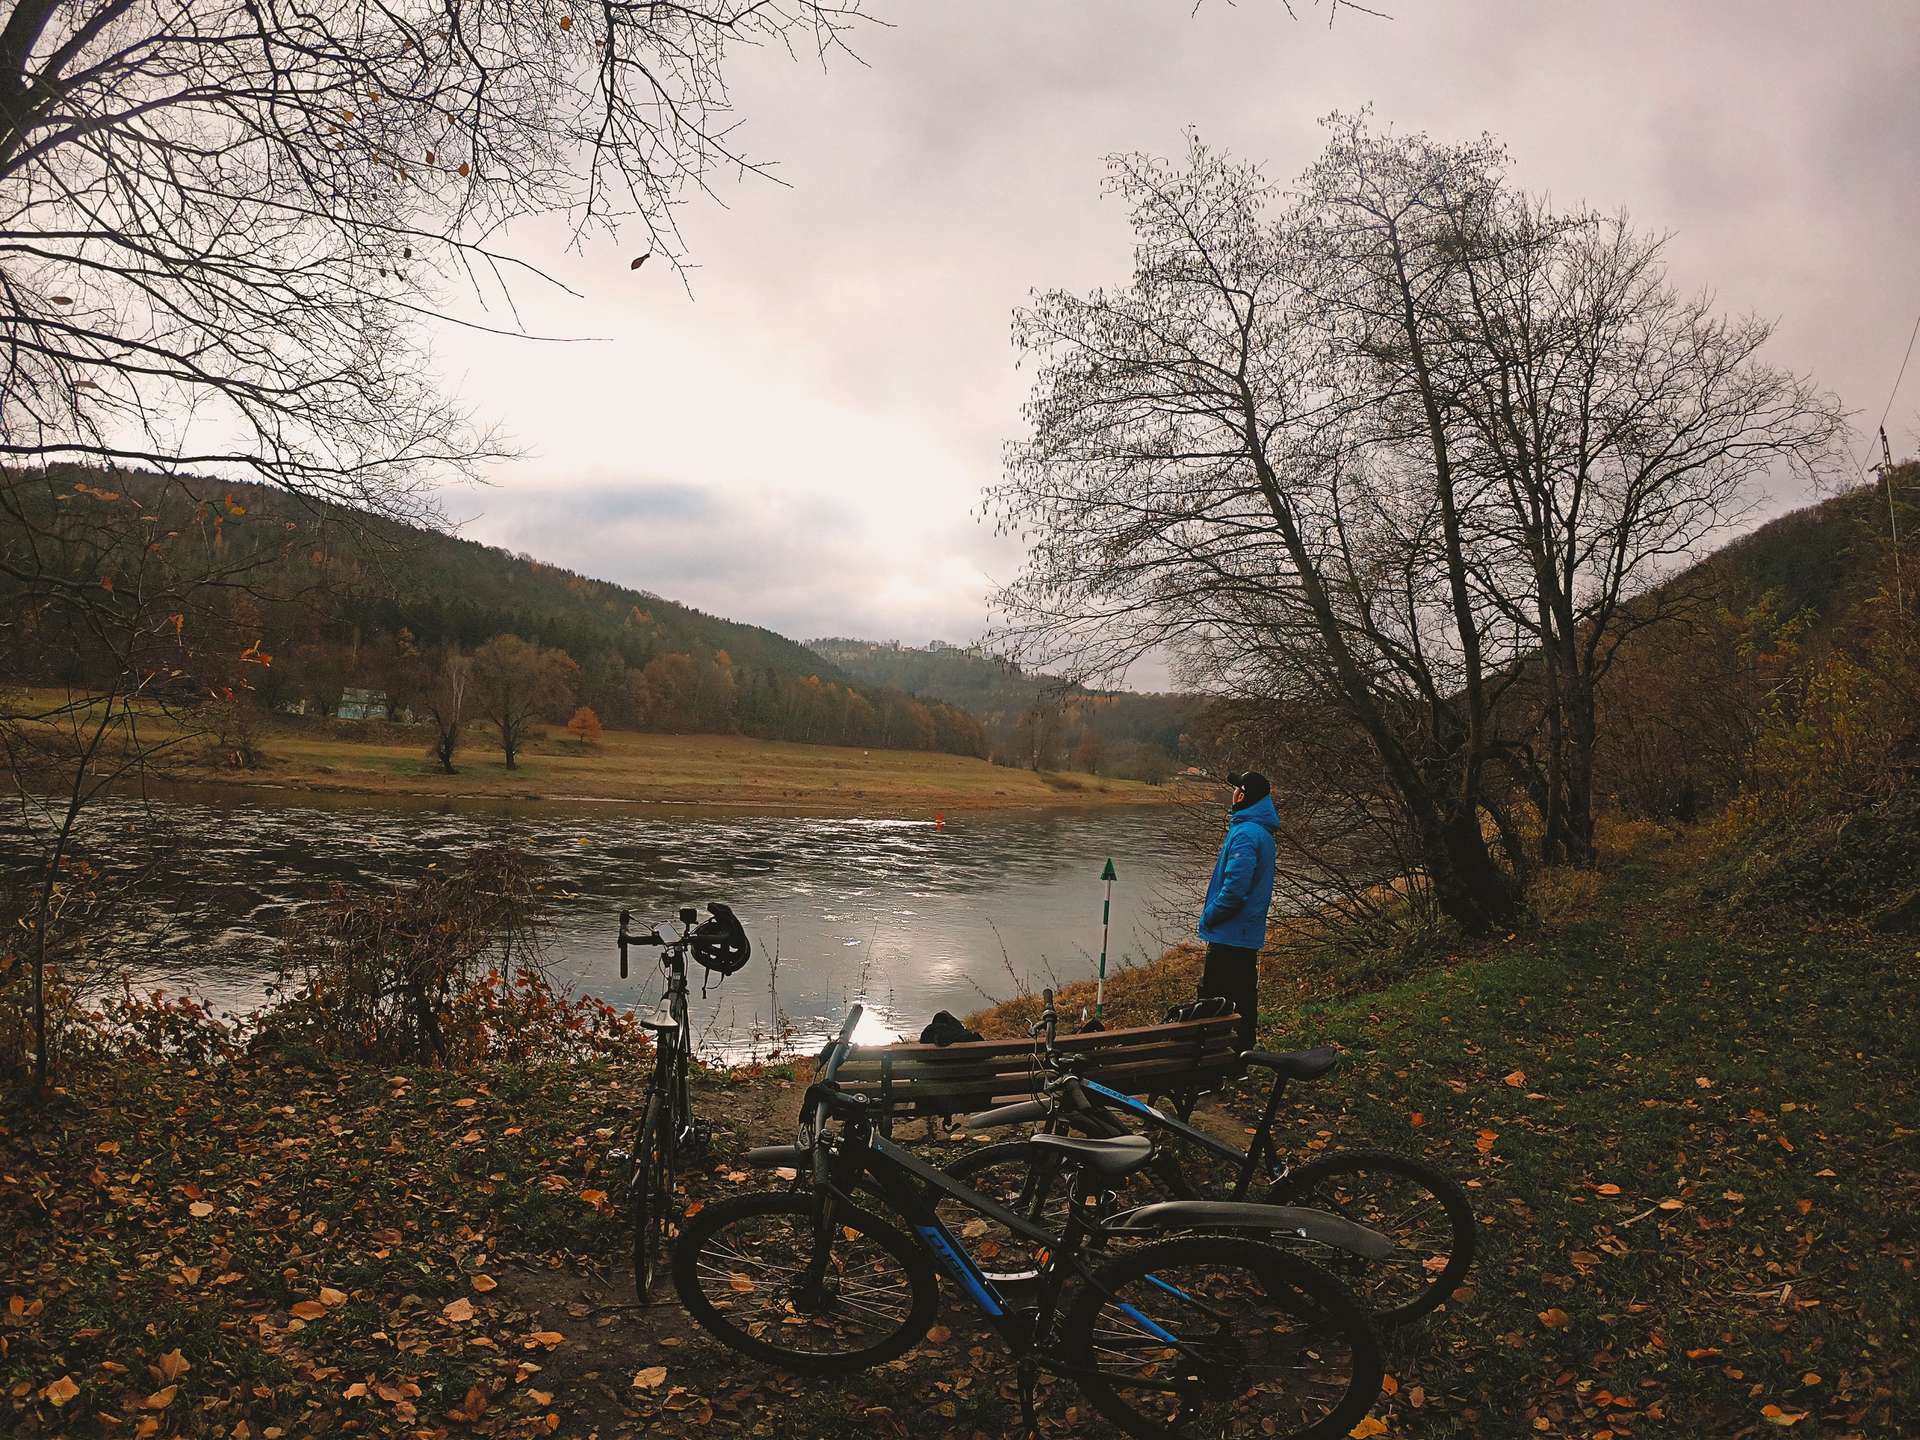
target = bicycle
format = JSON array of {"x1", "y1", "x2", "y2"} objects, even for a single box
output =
[
  {"x1": 611, "y1": 902, "x2": 749, "y2": 1303},
  {"x1": 943, "y1": 991, "x2": 1475, "y2": 1327},
  {"x1": 672, "y1": 1003, "x2": 1394, "y2": 1440}
]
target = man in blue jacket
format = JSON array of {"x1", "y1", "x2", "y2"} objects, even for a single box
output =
[{"x1": 1198, "y1": 770, "x2": 1280, "y2": 1052}]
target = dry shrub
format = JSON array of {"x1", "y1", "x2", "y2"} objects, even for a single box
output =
[
  {"x1": 259, "y1": 846, "x2": 645, "y2": 1066},
  {"x1": 1711, "y1": 595, "x2": 1920, "y2": 925}
]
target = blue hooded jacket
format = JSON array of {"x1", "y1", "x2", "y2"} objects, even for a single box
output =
[{"x1": 1197, "y1": 794, "x2": 1280, "y2": 949}]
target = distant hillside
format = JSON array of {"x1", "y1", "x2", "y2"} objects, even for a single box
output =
[
  {"x1": 5, "y1": 467, "x2": 989, "y2": 755},
  {"x1": 1681, "y1": 473, "x2": 1914, "y2": 625},
  {"x1": 807, "y1": 636, "x2": 1203, "y2": 780}
]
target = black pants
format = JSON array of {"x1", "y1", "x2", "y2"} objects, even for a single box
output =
[{"x1": 1200, "y1": 942, "x2": 1259, "y2": 1053}]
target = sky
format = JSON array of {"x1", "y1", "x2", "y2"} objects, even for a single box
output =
[{"x1": 426, "y1": 0, "x2": 1920, "y2": 678}]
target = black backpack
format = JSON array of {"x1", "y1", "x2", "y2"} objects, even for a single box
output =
[{"x1": 918, "y1": 1010, "x2": 984, "y2": 1046}]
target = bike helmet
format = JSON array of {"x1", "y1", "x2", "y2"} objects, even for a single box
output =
[{"x1": 690, "y1": 902, "x2": 751, "y2": 976}]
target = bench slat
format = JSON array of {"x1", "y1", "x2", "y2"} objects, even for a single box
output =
[{"x1": 822, "y1": 1014, "x2": 1242, "y2": 1131}]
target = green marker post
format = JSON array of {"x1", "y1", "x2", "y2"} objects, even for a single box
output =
[{"x1": 1097, "y1": 857, "x2": 1117, "y2": 1020}]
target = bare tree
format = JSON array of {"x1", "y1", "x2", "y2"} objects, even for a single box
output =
[
  {"x1": 424, "y1": 645, "x2": 471, "y2": 774},
  {"x1": 470, "y1": 633, "x2": 573, "y2": 769},
  {"x1": 990, "y1": 115, "x2": 1843, "y2": 935},
  {"x1": 1, "y1": 1, "x2": 869, "y2": 1088},
  {"x1": 989, "y1": 128, "x2": 1529, "y2": 934},
  {"x1": 1434, "y1": 199, "x2": 1844, "y2": 864},
  {"x1": 0, "y1": 466, "x2": 292, "y2": 1086}
]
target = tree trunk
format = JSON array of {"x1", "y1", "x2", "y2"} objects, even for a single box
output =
[
  {"x1": 1420, "y1": 804, "x2": 1524, "y2": 936},
  {"x1": 1561, "y1": 680, "x2": 1600, "y2": 868}
]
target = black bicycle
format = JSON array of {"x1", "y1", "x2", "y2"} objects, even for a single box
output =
[
  {"x1": 672, "y1": 1004, "x2": 1394, "y2": 1439},
  {"x1": 943, "y1": 992, "x2": 1475, "y2": 1327},
  {"x1": 613, "y1": 902, "x2": 749, "y2": 1303}
]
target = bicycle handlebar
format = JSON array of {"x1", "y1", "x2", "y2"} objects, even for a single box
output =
[
  {"x1": 616, "y1": 908, "x2": 671, "y2": 978},
  {"x1": 1038, "y1": 987, "x2": 1058, "y2": 1053},
  {"x1": 803, "y1": 1004, "x2": 865, "y2": 1177}
]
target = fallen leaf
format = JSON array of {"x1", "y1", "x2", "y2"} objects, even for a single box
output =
[
  {"x1": 289, "y1": 1301, "x2": 327, "y2": 1321},
  {"x1": 1503, "y1": 1070, "x2": 1526, "y2": 1087},
  {"x1": 442, "y1": 1297, "x2": 475, "y2": 1323},
  {"x1": 471, "y1": 1275, "x2": 498, "y2": 1293},
  {"x1": 1349, "y1": 1419, "x2": 1389, "y2": 1438},
  {"x1": 1475, "y1": 1129, "x2": 1498, "y2": 1154},
  {"x1": 632, "y1": 1366, "x2": 667, "y2": 1390},
  {"x1": 1538, "y1": 1308, "x2": 1571, "y2": 1330},
  {"x1": 188, "y1": 1201, "x2": 214, "y2": 1218},
  {"x1": 1595, "y1": 1183, "x2": 1622, "y2": 1195},
  {"x1": 1760, "y1": 1404, "x2": 1807, "y2": 1426},
  {"x1": 42, "y1": 1375, "x2": 79, "y2": 1407},
  {"x1": 527, "y1": 1330, "x2": 564, "y2": 1350},
  {"x1": 318, "y1": 1287, "x2": 347, "y2": 1308},
  {"x1": 156, "y1": 1350, "x2": 190, "y2": 1383}
]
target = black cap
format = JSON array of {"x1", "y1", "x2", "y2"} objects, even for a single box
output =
[{"x1": 1227, "y1": 770, "x2": 1270, "y2": 807}]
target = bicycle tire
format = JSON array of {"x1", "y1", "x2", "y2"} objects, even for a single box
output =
[
  {"x1": 1266, "y1": 1148, "x2": 1476, "y2": 1326},
  {"x1": 1063, "y1": 1234, "x2": 1383, "y2": 1440},
  {"x1": 629, "y1": 1094, "x2": 673, "y2": 1304},
  {"x1": 671, "y1": 1190, "x2": 939, "y2": 1374}
]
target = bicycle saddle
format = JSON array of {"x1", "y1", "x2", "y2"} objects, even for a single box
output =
[
  {"x1": 1030, "y1": 1132, "x2": 1153, "y2": 1179},
  {"x1": 1244, "y1": 1047, "x2": 1339, "y2": 1080},
  {"x1": 640, "y1": 999, "x2": 678, "y2": 1032}
]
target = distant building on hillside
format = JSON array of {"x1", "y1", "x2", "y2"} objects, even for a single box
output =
[{"x1": 336, "y1": 687, "x2": 388, "y2": 722}]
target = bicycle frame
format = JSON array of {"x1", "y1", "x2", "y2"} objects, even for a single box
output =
[
  {"x1": 1045, "y1": 1070, "x2": 1294, "y2": 1202},
  {"x1": 793, "y1": 1100, "x2": 1249, "y2": 1388},
  {"x1": 620, "y1": 910, "x2": 696, "y2": 1136}
]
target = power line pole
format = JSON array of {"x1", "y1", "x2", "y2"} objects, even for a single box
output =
[{"x1": 1880, "y1": 426, "x2": 1905, "y2": 617}]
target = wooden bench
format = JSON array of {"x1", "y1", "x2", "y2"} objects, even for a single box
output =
[{"x1": 833, "y1": 1014, "x2": 1242, "y2": 1137}]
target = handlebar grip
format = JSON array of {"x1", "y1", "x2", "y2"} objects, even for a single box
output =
[
  {"x1": 618, "y1": 910, "x2": 631, "y2": 979},
  {"x1": 1040, "y1": 988, "x2": 1058, "y2": 1050}
]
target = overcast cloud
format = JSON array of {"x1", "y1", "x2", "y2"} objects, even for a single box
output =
[{"x1": 427, "y1": 0, "x2": 1920, "y2": 671}]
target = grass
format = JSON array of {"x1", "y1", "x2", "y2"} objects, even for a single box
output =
[
  {"x1": 2, "y1": 826, "x2": 1912, "y2": 1437},
  {"x1": 7, "y1": 687, "x2": 1168, "y2": 814}
]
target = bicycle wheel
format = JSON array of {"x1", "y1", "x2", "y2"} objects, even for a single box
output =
[
  {"x1": 671, "y1": 1191, "x2": 939, "y2": 1374},
  {"x1": 1266, "y1": 1149, "x2": 1475, "y2": 1326},
  {"x1": 1063, "y1": 1235, "x2": 1382, "y2": 1440},
  {"x1": 939, "y1": 1138, "x2": 1180, "y2": 1290},
  {"x1": 629, "y1": 1094, "x2": 673, "y2": 1304}
]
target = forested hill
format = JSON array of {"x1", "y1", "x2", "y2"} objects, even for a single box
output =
[
  {"x1": 808, "y1": 637, "x2": 1204, "y2": 780},
  {"x1": 9, "y1": 467, "x2": 988, "y2": 755}
]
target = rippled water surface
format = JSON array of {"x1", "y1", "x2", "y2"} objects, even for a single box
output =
[{"x1": 4, "y1": 788, "x2": 1203, "y2": 1055}]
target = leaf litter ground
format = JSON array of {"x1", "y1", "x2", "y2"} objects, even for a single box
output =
[{"x1": 2, "y1": 831, "x2": 1913, "y2": 1437}]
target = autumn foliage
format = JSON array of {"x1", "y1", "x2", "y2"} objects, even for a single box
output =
[{"x1": 565, "y1": 706, "x2": 603, "y2": 746}]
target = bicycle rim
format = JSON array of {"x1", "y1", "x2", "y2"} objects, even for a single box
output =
[
  {"x1": 1064, "y1": 1235, "x2": 1382, "y2": 1440},
  {"x1": 1267, "y1": 1149, "x2": 1476, "y2": 1325},
  {"x1": 670, "y1": 1191, "x2": 938, "y2": 1374}
]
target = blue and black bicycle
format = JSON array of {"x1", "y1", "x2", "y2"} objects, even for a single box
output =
[{"x1": 671, "y1": 1004, "x2": 1392, "y2": 1439}]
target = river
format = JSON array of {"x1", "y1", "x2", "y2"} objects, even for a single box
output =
[{"x1": 3, "y1": 788, "x2": 1206, "y2": 1057}]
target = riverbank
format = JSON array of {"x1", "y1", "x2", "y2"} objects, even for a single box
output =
[
  {"x1": 3, "y1": 824, "x2": 1912, "y2": 1437},
  {"x1": 11, "y1": 691, "x2": 1173, "y2": 813}
]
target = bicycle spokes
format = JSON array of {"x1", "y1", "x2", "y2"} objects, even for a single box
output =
[
  {"x1": 688, "y1": 1207, "x2": 920, "y2": 1358},
  {"x1": 1085, "y1": 1256, "x2": 1364, "y2": 1433}
]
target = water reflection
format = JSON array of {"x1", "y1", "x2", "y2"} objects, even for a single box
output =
[{"x1": 2, "y1": 787, "x2": 1199, "y2": 1057}]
